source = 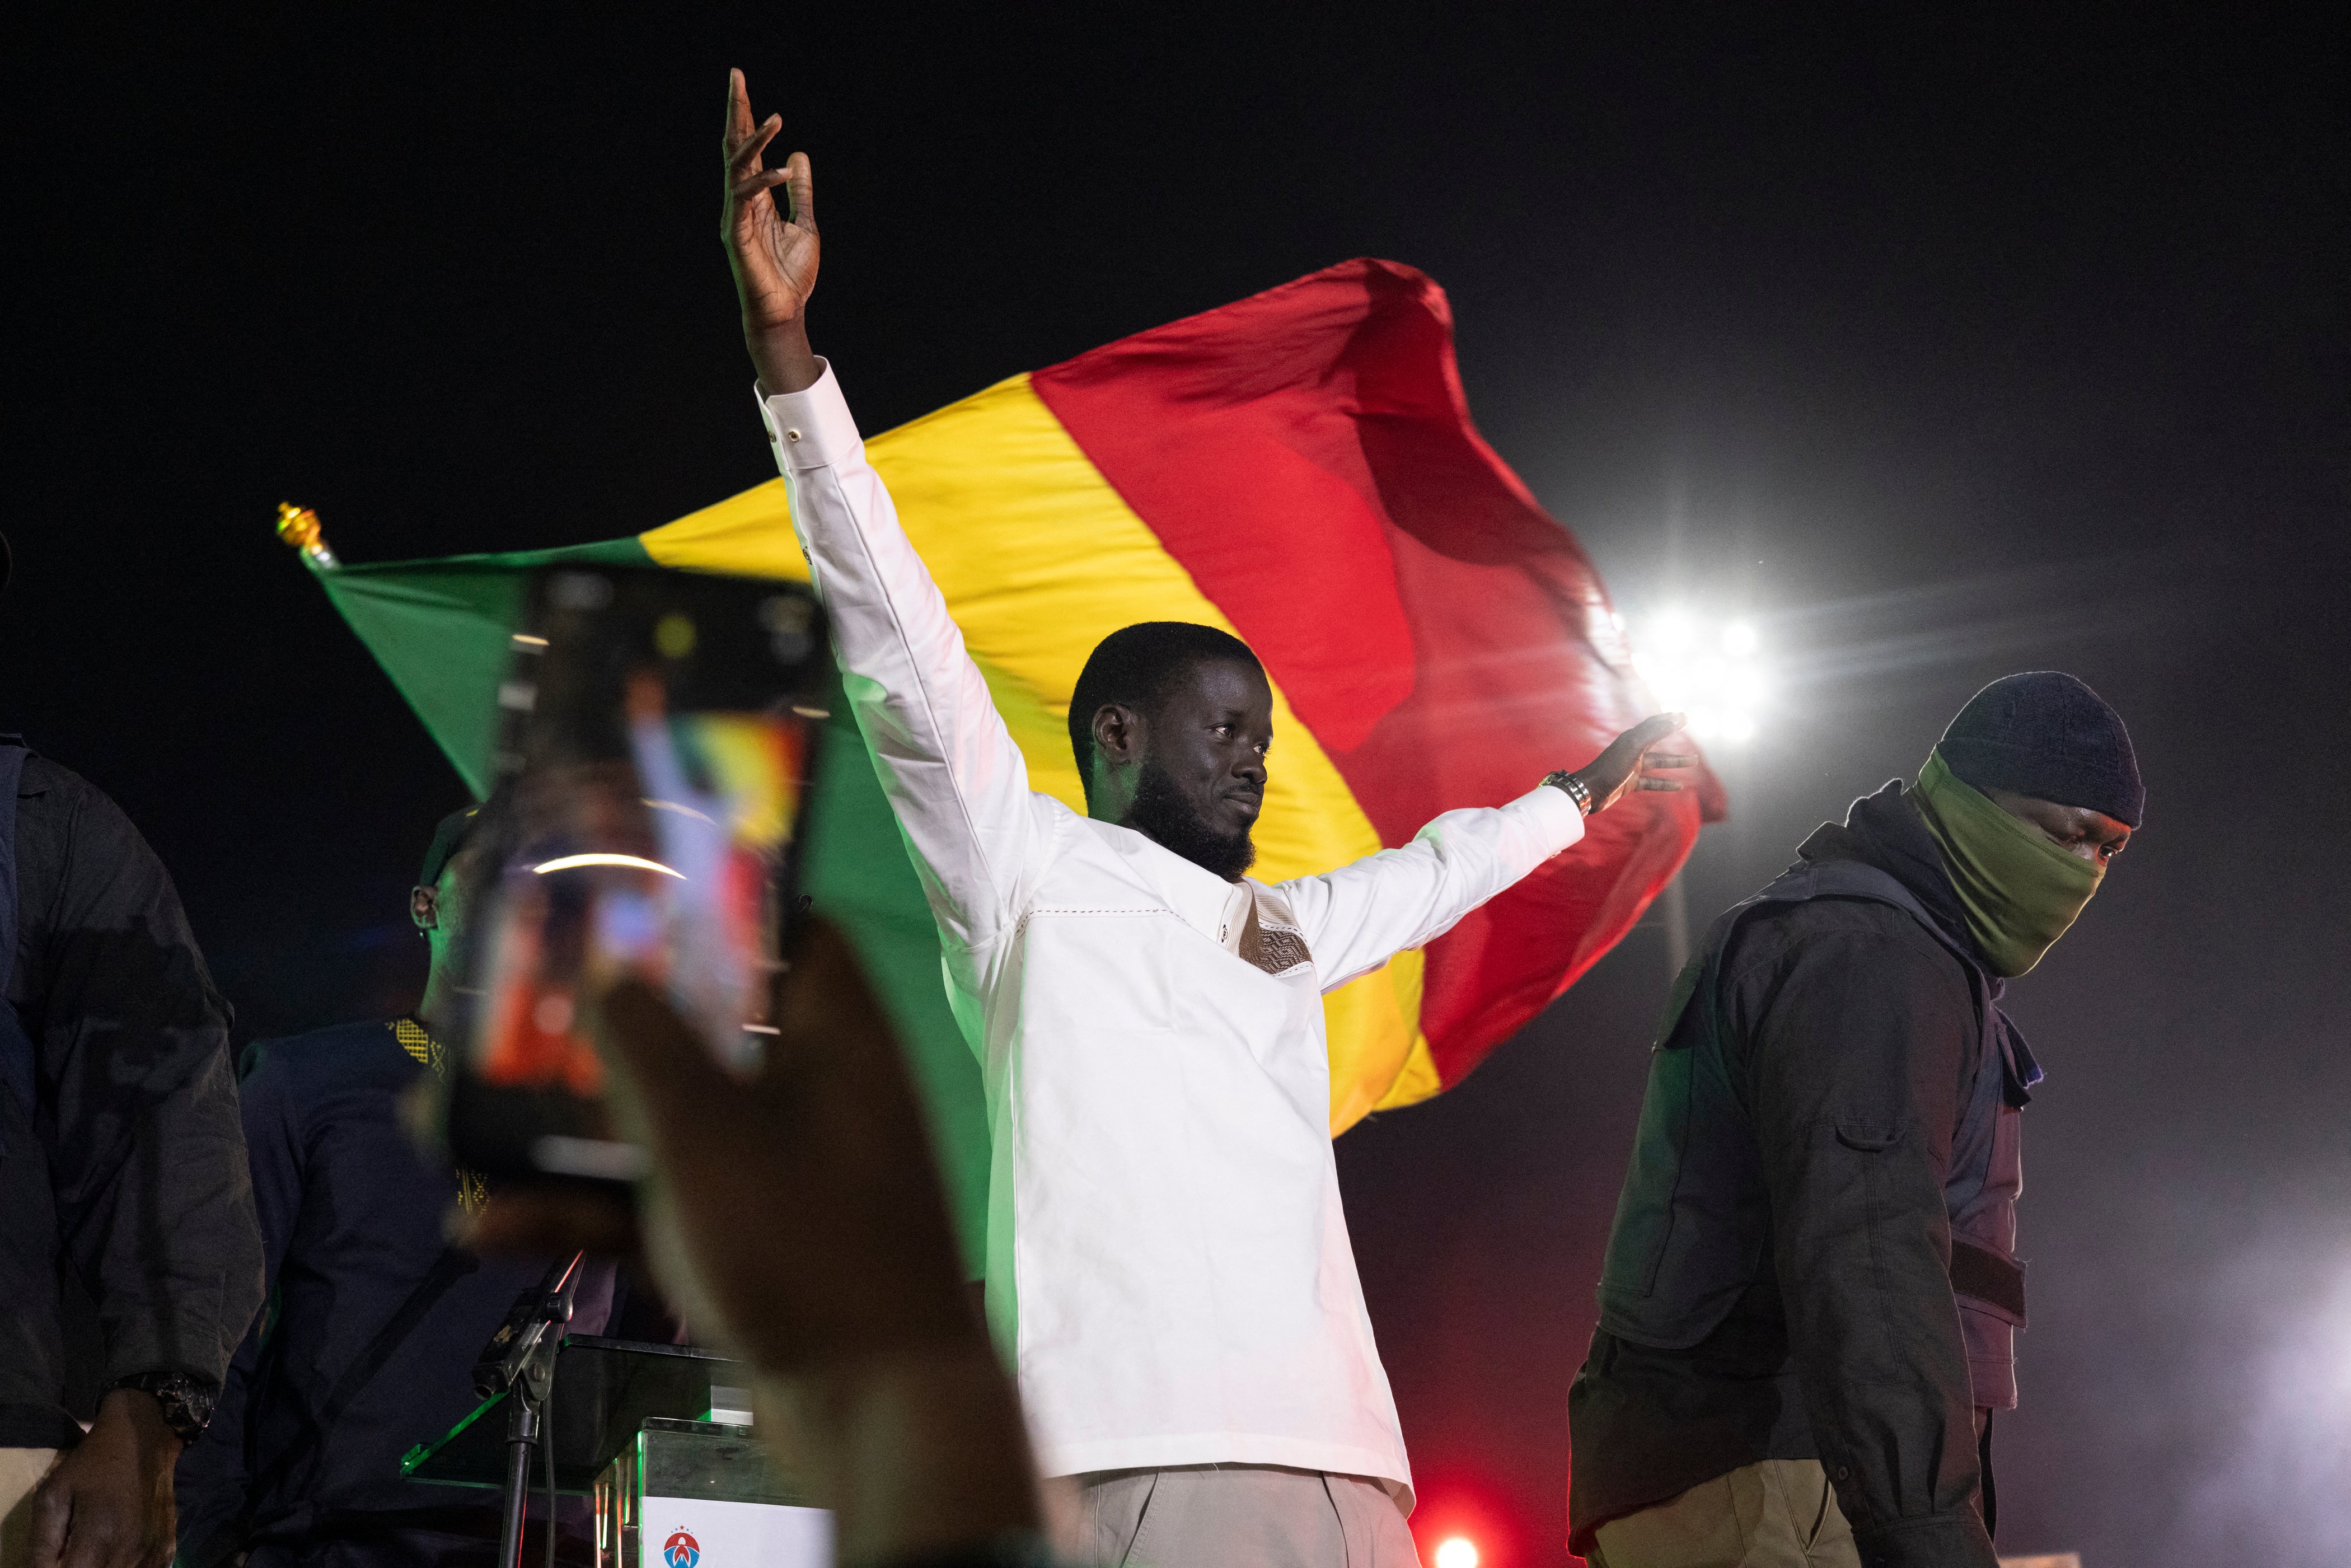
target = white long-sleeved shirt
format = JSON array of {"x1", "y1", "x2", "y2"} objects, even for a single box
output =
[{"x1": 759, "y1": 364, "x2": 1587, "y2": 1501}]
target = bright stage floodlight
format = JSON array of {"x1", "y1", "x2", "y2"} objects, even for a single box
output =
[{"x1": 1624, "y1": 603, "x2": 1771, "y2": 743}]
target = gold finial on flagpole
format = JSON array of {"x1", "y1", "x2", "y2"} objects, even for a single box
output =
[{"x1": 275, "y1": 503, "x2": 338, "y2": 568}]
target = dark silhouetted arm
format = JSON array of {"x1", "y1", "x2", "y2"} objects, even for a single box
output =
[{"x1": 1738, "y1": 925, "x2": 1997, "y2": 1568}]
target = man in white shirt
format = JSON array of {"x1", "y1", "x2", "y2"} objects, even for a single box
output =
[{"x1": 720, "y1": 71, "x2": 1690, "y2": 1567}]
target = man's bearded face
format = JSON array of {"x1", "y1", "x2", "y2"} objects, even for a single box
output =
[
  {"x1": 1123, "y1": 657, "x2": 1271, "y2": 882},
  {"x1": 1128, "y1": 756, "x2": 1258, "y2": 882}
]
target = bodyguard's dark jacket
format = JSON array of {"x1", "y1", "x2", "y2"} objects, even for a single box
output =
[
  {"x1": 1, "y1": 743, "x2": 264, "y2": 1449},
  {"x1": 1569, "y1": 782, "x2": 2035, "y2": 1568},
  {"x1": 174, "y1": 1019, "x2": 619, "y2": 1566}
]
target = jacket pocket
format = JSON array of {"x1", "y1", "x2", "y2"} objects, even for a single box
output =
[{"x1": 1834, "y1": 1119, "x2": 1905, "y2": 1153}]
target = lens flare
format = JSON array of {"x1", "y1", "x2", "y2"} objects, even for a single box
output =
[
  {"x1": 1434, "y1": 1539, "x2": 1479, "y2": 1568},
  {"x1": 530, "y1": 853, "x2": 685, "y2": 879}
]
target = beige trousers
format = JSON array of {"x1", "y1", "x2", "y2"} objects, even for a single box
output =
[
  {"x1": 1590, "y1": 1460, "x2": 1859, "y2": 1568},
  {"x1": 0, "y1": 1450, "x2": 60, "y2": 1568},
  {"x1": 1064, "y1": 1463, "x2": 1422, "y2": 1567}
]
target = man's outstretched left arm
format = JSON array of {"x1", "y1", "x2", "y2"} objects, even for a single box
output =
[{"x1": 1281, "y1": 714, "x2": 1689, "y2": 988}]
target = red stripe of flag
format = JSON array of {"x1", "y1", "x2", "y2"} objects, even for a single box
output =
[{"x1": 1031, "y1": 259, "x2": 1728, "y2": 1085}]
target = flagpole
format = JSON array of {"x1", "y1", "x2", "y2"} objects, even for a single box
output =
[{"x1": 1661, "y1": 870, "x2": 1690, "y2": 975}]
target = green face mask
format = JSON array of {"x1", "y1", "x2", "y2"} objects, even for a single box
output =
[{"x1": 1911, "y1": 748, "x2": 2104, "y2": 977}]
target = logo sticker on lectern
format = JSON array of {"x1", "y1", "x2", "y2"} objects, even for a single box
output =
[{"x1": 662, "y1": 1528, "x2": 701, "y2": 1568}]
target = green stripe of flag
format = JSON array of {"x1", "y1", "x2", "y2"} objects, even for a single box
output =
[{"x1": 304, "y1": 543, "x2": 990, "y2": 1269}]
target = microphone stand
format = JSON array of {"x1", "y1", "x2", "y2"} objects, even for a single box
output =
[{"x1": 472, "y1": 1252, "x2": 587, "y2": 1568}]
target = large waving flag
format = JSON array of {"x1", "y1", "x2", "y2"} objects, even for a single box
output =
[{"x1": 296, "y1": 258, "x2": 1725, "y2": 1259}]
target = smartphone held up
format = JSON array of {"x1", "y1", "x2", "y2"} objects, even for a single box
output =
[{"x1": 441, "y1": 567, "x2": 829, "y2": 1191}]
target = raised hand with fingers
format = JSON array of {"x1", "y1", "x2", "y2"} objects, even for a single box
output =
[
  {"x1": 723, "y1": 68, "x2": 821, "y2": 394},
  {"x1": 1553, "y1": 713, "x2": 1696, "y2": 816}
]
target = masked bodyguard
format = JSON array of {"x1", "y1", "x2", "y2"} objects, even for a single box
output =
[{"x1": 1567, "y1": 673, "x2": 2142, "y2": 1568}]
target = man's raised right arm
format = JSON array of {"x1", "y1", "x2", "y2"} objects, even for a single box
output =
[{"x1": 723, "y1": 70, "x2": 1040, "y2": 950}]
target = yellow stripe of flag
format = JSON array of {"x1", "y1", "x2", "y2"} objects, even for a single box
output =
[{"x1": 641, "y1": 373, "x2": 1436, "y2": 1129}]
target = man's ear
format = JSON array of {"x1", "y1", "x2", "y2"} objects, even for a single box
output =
[
  {"x1": 410, "y1": 884, "x2": 440, "y2": 934},
  {"x1": 1092, "y1": 703, "x2": 1144, "y2": 769}
]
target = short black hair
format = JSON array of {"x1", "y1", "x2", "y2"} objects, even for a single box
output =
[
  {"x1": 418, "y1": 803, "x2": 483, "y2": 890},
  {"x1": 1067, "y1": 622, "x2": 1264, "y2": 802}
]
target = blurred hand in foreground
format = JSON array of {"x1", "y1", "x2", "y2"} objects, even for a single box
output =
[{"x1": 462, "y1": 920, "x2": 1041, "y2": 1567}]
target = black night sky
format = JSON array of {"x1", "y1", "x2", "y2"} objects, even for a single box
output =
[{"x1": 9, "y1": 11, "x2": 2347, "y2": 1565}]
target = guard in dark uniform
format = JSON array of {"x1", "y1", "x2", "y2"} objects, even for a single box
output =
[{"x1": 173, "y1": 808, "x2": 641, "y2": 1568}]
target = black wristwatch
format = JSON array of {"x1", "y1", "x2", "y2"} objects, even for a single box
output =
[{"x1": 109, "y1": 1370, "x2": 216, "y2": 1444}]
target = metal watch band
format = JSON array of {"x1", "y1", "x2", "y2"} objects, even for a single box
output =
[{"x1": 1542, "y1": 769, "x2": 1593, "y2": 815}]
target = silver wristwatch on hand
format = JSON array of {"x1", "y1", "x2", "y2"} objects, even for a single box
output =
[{"x1": 1542, "y1": 769, "x2": 1593, "y2": 815}]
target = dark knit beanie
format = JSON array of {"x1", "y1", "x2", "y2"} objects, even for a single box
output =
[{"x1": 1938, "y1": 672, "x2": 2143, "y2": 827}]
